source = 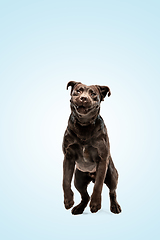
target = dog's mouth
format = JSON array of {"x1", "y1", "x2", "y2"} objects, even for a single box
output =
[
  {"x1": 75, "y1": 105, "x2": 92, "y2": 114},
  {"x1": 73, "y1": 104, "x2": 99, "y2": 115}
]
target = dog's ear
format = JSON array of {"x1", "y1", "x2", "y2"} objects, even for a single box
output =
[
  {"x1": 96, "y1": 85, "x2": 111, "y2": 101},
  {"x1": 67, "y1": 81, "x2": 81, "y2": 95}
]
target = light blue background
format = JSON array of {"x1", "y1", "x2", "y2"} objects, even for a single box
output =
[{"x1": 0, "y1": 0, "x2": 160, "y2": 239}]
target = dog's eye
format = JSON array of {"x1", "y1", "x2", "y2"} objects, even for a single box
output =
[
  {"x1": 77, "y1": 88, "x2": 83, "y2": 94},
  {"x1": 90, "y1": 91, "x2": 96, "y2": 97}
]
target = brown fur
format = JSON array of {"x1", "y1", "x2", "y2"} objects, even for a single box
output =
[{"x1": 62, "y1": 81, "x2": 122, "y2": 214}]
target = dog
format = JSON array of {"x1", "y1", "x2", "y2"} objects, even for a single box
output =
[{"x1": 62, "y1": 81, "x2": 122, "y2": 215}]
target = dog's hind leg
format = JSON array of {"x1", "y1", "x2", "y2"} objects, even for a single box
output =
[
  {"x1": 104, "y1": 156, "x2": 122, "y2": 214},
  {"x1": 72, "y1": 168, "x2": 91, "y2": 215}
]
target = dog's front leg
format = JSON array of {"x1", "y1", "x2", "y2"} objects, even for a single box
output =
[
  {"x1": 90, "y1": 160, "x2": 108, "y2": 213},
  {"x1": 63, "y1": 156, "x2": 75, "y2": 209}
]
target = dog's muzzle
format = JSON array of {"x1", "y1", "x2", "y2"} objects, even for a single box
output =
[{"x1": 73, "y1": 103, "x2": 99, "y2": 116}]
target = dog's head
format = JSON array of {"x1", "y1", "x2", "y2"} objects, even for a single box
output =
[{"x1": 67, "y1": 81, "x2": 111, "y2": 125}]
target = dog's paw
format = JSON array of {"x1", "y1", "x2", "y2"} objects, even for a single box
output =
[
  {"x1": 89, "y1": 196, "x2": 101, "y2": 213},
  {"x1": 110, "y1": 201, "x2": 122, "y2": 214},
  {"x1": 72, "y1": 203, "x2": 85, "y2": 215},
  {"x1": 90, "y1": 202, "x2": 101, "y2": 213},
  {"x1": 64, "y1": 190, "x2": 74, "y2": 210},
  {"x1": 64, "y1": 193, "x2": 74, "y2": 210},
  {"x1": 64, "y1": 198, "x2": 74, "y2": 209}
]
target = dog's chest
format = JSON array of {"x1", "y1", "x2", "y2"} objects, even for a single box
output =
[
  {"x1": 76, "y1": 146, "x2": 97, "y2": 173},
  {"x1": 82, "y1": 146, "x2": 90, "y2": 162}
]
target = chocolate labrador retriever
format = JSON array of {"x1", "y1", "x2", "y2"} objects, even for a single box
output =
[{"x1": 62, "y1": 81, "x2": 122, "y2": 215}]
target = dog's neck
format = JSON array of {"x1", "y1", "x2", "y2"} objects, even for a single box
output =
[
  {"x1": 72, "y1": 111, "x2": 99, "y2": 126},
  {"x1": 68, "y1": 113, "x2": 103, "y2": 142}
]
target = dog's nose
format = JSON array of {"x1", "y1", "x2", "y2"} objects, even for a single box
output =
[{"x1": 80, "y1": 96, "x2": 88, "y2": 102}]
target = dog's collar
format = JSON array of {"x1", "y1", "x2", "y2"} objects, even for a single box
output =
[
  {"x1": 76, "y1": 116, "x2": 97, "y2": 126},
  {"x1": 68, "y1": 114, "x2": 102, "y2": 142}
]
